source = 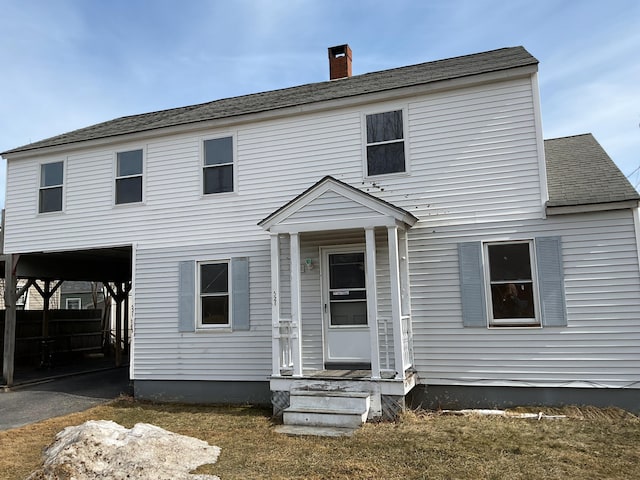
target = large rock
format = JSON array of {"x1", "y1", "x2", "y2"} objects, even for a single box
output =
[{"x1": 27, "y1": 420, "x2": 221, "y2": 480}]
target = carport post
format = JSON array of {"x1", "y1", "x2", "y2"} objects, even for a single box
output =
[{"x1": 3, "y1": 254, "x2": 17, "y2": 387}]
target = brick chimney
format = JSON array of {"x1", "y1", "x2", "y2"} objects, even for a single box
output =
[{"x1": 328, "y1": 44, "x2": 352, "y2": 80}]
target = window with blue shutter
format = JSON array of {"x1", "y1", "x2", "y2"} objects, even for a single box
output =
[
  {"x1": 458, "y1": 238, "x2": 567, "y2": 328},
  {"x1": 458, "y1": 242, "x2": 487, "y2": 327},
  {"x1": 177, "y1": 258, "x2": 250, "y2": 332}
]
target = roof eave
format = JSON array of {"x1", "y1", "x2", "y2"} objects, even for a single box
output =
[{"x1": 546, "y1": 199, "x2": 640, "y2": 216}]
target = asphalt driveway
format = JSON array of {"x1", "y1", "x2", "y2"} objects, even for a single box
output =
[{"x1": 0, "y1": 367, "x2": 132, "y2": 430}]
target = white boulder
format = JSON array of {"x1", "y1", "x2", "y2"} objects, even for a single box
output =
[{"x1": 27, "y1": 420, "x2": 221, "y2": 480}]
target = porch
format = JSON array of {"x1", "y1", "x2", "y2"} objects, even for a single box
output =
[{"x1": 259, "y1": 176, "x2": 419, "y2": 423}]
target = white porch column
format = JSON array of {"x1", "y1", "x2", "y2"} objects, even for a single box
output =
[
  {"x1": 399, "y1": 228, "x2": 411, "y2": 315},
  {"x1": 365, "y1": 227, "x2": 381, "y2": 379},
  {"x1": 387, "y1": 225, "x2": 406, "y2": 378},
  {"x1": 270, "y1": 233, "x2": 281, "y2": 376},
  {"x1": 399, "y1": 228, "x2": 414, "y2": 366},
  {"x1": 290, "y1": 232, "x2": 303, "y2": 377}
]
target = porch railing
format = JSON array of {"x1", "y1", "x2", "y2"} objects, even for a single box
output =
[
  {"x1": 401, "y1": 315, "x2": 414, "y2": 371},
  {"x1": 274, "y1": 318, "x2": 293, "y2": 374},
  {"x1": 379, "y1": 315, "x2": 414, "y2": 373}
]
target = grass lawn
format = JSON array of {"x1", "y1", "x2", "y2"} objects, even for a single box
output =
[{"x1": 1, "y1": 399, "x2": 639, "y2": 479}]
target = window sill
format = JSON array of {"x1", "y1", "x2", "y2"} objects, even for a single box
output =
[
  {"x1": 37, "y1": 209, "x2": 65, "y2": 216},
  {"x1": 200, "y1": 190, "x2": 237, "y2": 200},
  {"x1": 113, "y1": 201, "x2": 145, "y2": 209},
  {"x1": 363, "y1": 170, "x2": 410, "y2": 181},
  {"x1": 196, "y1": 326, "x2": 233, "y2": 333},
  {"x1": 488, "y1": 323, "x2": 542, "y2": 329}
]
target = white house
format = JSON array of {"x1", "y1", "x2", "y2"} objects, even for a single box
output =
[{"x1": 2, "y1": 45, "x2": 639, "y2": 426}]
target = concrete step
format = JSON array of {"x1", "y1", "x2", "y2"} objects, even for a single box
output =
[
  {"x1": 283, "y1": 407, "x2": 368, "y2": 429},
  {"x1": 275, "y1": 424, "x2": 357, "y2": 437},
  {"x1": 289, "y1": 389, "x2": 370, "y2": 412}
]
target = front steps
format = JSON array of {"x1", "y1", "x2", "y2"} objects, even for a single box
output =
[{"x1": 276, "y1": 389, "x2": 371, "y2": 437}]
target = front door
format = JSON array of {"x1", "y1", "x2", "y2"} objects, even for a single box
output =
[{"x1": 322, "y1": 247, "x2": 371, "y2": 367}]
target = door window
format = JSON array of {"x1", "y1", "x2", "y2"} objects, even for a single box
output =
[{"x1": 328, "y1": 252, "x2": 367, "y2": 326}]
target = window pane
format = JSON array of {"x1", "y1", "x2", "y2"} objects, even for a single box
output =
[
  {"x1": 117, "y1": 150, "x2": 143, "y2": 176},
  {"x1": 367, "y1": 142, "x2": 405, "y2": 175},
  {"x1": 488, "y1": 244, "x2": 532, "y2": 281},
  {"x1": 366, "y1": 110, "x2": 403, "y2": 143},
  {"x1": 202, "y1": 296, "x2": 229, "y2": 325},
  {"x1": 39, "y1": 187, "x2": 63, "y2": 213},
  {"x1": 201, "y1": 263, "x2": 228, "y2": 294},
  {"x1": 41, "y1": 162, "x2": 63, "y2": 187},
  {"x1": 329, "y1": 253, "x2": 365, "y2": 289},
  {"x1": 330, "y1": 301, "x2": 367, "y2": 326},
  {"x1": 491, "y1": 282, "x2": 536, "y2": 319},
  {"x1": 116, "y1": 176, "x2": 142, "y2": 204},
  {"x1": 204, "y1": 137, "x2": 233, "y2": 166},
  {"x1": 204, "y1": 164, "x2": 233, "y2": 194}
]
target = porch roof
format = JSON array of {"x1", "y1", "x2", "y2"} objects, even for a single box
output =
[{"x1": 258, "y1": 176, "x2": 418, "y2": 234}]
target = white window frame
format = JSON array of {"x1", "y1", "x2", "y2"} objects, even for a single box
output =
[
  {"x1": 483, "y1": 240, "x2": 541, "y2": 328},
  {"x1": 197, "y1": 260, "x2": 232, "y2": 329},
  {"x1": 66, "y1": 298, "x2": 82, "y2": 310},
  {"x1": 362, "y1": 107, "x2": 410, "y2": 179},
  {"x1": 38, "y1": 159, "x2": 65, "y2": 214},
  {"x1": 114, "y1": 148, "x2": 145, "y2": 206},
  {"x1": 201, "y1": 134, "x2": 236, "y2": 196}
]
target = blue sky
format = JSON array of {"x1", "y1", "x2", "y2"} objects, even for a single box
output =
[{"x1": 1, "y1": 0, "x2": 638, "y2": 207}]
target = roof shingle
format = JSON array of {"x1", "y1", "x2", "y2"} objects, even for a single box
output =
[
  {"x1": 545, "y1": 134, "x2": 639, "y2": 207},
  {"x1": 2, "y1": 46, "x2": 537, "y2": 155}
]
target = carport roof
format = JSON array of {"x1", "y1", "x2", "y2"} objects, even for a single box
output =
[{"x1": 0, "y1": 246, "x2": 132, "y2": 282}]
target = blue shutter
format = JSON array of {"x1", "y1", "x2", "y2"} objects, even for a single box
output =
[
  {"x1": 178, "y1": 261, "x2": 196, "y2": 332},
  {"x1": 231, "y1": 257, "x2": 250, "y2": 331},
  {"x1": 458, "y1": 242, "x2": 487, "y2": 327},
  {"x1": 535, "y1": 236, "x2": 567, "y2": 327}
]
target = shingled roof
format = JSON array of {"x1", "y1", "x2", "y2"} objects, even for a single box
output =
[
  {"x1": 545, "y1": 134, "x2": 639, "y2": 208},
  {"x1": 2, "y1": 46, "x2": 537, "y2": 155}
]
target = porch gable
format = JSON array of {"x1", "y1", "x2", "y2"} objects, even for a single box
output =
[{"x1": 258, "y1": 176, "x2": 418, "y2": 233}]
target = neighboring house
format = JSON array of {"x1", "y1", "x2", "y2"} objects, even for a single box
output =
[
  {"x1": 2, "y1": 46, "x2": 639, "y2": 422},
  {"x1": 0, "y1": 279, "x2": 60, "y2": 310},
  {"x1": 59, "y1": 281, "x2": 106, "y2": 310}
]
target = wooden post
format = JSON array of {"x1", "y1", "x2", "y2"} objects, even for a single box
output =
[
  {"x1": 115, "y1": 283, "x2": 123, "y2": 367},
  {"x1": 290, "y1": 233, "x2": 303, "y2": 377},
  {"x1": 103, "y1": 282, "x2": 123, "y2": 367},
  {"x1": 123, "y1": 282, "x2": 131, "y2": 355},
  {"x1": 3, "y1": 254, "x2": 17, "y2": 387}
]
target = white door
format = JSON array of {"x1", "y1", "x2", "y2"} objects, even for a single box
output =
[{"x1": 322, "y1": 247, "x2": 371, "y2": 366}]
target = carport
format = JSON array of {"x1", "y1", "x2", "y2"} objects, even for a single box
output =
[{"x1": 1, "y1": 246, "x2": 132, "y2": 388}]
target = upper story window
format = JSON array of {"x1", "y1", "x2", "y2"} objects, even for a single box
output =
[
  {"x1": 115, "y1": 149, "x2": 143, "y2": 204},
  {"x1": 199, "y1": 261, "x2": 230, "y2": 328},
  {"x1": 39, "y1": 161, "x2": 64, "y2": 213},
  {"x1": 485, "y1": 241, "x2": 539, "y2": 327},
  {"x1": 365, "y1": 110, "x2": 406, "y2": 176},
  {"x1": 203, "y1": 137, "x2": 233, "y2": 194}
]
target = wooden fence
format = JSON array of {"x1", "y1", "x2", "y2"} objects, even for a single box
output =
[{"x1": 0, "y1": 309, "x2": 103, "y2": 368}]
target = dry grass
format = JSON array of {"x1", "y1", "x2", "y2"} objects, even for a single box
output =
[{"x1": 1, "y1": 398, "x2": 639, "y2": 480}]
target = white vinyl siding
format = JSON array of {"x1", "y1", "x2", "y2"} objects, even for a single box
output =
[
  {"x1": 410, "y1": 209, "x2": 640, "y2": 389},
  {"x1": 4, "y1": 77, "x2": 542, "y2": 253},
  {"x1": 134, "y1": 240, "x2": 269, "y2": 382},
  {"x1": 5, "y1": 73, "x2": 639, "y2": 390}
]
